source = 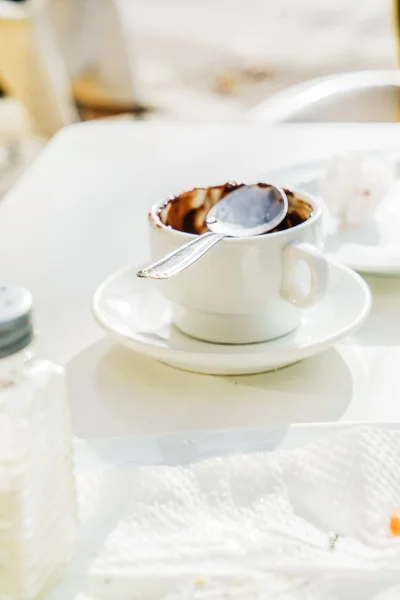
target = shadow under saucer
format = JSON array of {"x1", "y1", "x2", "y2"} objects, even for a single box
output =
[{"x1": 67, "y1": 339, "x2": 358, "y2": 439}]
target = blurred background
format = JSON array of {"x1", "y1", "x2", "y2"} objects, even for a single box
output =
[
  {"x1": 0, "y1": 0, "x2": 398, "y2": 196},
  {"x1": 127, "y1": 0, "x2": 398, "y2": 121}
]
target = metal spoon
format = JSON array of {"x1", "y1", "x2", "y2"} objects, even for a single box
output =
[{"x1": 137, "y1": 184, "x2": 288, "y2": 279}]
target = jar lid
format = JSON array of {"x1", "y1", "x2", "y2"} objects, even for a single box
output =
[{"x1": 0, "y1": 284, "x2": 33, "y2": 358}]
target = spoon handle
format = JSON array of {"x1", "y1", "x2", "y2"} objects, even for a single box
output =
[{"x1": 137, "y1": 232, "x2": 225, "y2": 279}]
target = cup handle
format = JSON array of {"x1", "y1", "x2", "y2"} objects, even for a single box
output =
[{"x1": 281, "y1": 242, "x2": 329, "y2": 308}]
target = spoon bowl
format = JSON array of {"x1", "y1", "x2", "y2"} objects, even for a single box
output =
[{"x1": 206, "y1": 184, "x2": 288, "y2": 237}]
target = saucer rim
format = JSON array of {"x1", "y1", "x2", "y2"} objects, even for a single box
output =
[{"x1": 92, "y1": 261, "x2": 371, "y2": 368}]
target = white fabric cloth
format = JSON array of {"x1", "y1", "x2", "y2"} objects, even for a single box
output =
[
  {"x1": 63, "y1": 427, "x2": 400, "y2": 599},
  {"x1": 321, "y1": 153, "x2": 396, "y2": 228}
]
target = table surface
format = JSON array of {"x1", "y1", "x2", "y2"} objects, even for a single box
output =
[{"x1": 1, "y1": 121, "x2": 400, "y2": 439}]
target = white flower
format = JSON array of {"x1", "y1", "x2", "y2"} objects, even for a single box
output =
[{"x1": 320, "y1": 153, "x2": 396, "y2": 229}]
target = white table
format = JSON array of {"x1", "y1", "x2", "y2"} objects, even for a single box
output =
[{"x1": 0, "y1": 121, "x2": 400, "y2": 439}]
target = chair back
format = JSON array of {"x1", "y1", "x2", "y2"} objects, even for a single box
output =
[{"x1": 250, "y1": 71, "x2": 400, "y2": 123}]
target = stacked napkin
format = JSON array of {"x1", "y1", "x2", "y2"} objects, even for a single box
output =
[{"x1": 57, "y1": 427, "x2": 400, "y2": 600}]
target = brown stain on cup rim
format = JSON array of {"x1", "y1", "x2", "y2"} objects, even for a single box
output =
[{"x1": 150, "y1": 182, "x2": 313, "y2": 235}]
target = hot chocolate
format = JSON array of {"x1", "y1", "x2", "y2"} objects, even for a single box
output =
[{"x1": 155, "y1": 183, "x2": 313, "y2": 235}]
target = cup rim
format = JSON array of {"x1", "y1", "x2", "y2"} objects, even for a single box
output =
[{"x1": 148, "y1": 183, "x2": 322, "y2": 241}]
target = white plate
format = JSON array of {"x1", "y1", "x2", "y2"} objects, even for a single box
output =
[
  {"x1": 267, "y1": 157, "x2": 400, "y2": 275},
  {"x1": 92, "y1": 262, "x2": 371, "y2": 375}
]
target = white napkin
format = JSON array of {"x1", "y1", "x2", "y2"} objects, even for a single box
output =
[
  {"x1": 320, "y1": 153, "x2": 396, "y2": 229},
  {"x1": 65, "y1": 427, "x2": 400, "y2": 600}
]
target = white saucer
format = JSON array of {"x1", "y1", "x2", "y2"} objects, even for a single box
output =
[
  {"x1": 267, "y1": 155, "x2": 400, "y2": 275},
  {"x1": 92, "y1": 262, "x2": 371, "y2": 376}
]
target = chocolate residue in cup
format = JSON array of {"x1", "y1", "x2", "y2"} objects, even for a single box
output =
[
  {"x1": 271, "y1": 189, "x2": 312, "y2": 232},
  {"x1": 156, "y1": 183, "x2": 312, "y2": 235}
]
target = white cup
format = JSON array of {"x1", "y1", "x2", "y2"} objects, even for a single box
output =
[{"x1": 148, "y1": 183, "x2": 329, "y2": 344}]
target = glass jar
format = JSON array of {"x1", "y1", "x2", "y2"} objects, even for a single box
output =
[{"x1": 0, "y1": 283, "x2": 77, "y2": 599}]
